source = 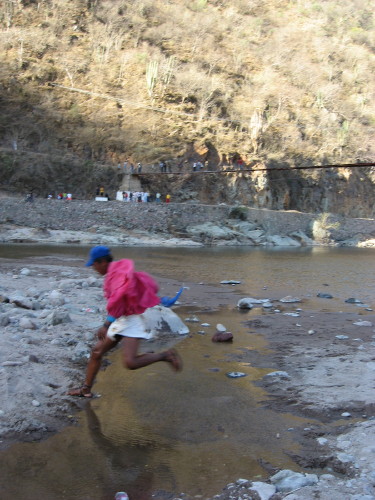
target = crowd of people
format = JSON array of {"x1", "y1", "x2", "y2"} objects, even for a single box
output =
[{"x1": 118, "y1": 191, "x2": 171, "y2": 203}]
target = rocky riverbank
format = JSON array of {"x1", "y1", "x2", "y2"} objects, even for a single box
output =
[
  {"x1": 1, "y1": 196, "x2": 374, "y2": 248},
  {"x1": 0, "y1": 252, "x2": 374, "y2": 499}
]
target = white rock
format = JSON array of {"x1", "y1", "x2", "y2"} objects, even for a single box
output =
[
  {"x1": 264, "y1": 371, "x2": 291, "y2": 380},
  {"x1": 353, "y1": 320, "x2": 373, "y2": 327},
  {"x1": 216, "y1": 324, "x2": 227, "y2": 332},
  {"x1": 19, "y1": 317, "x2": 37, "y2": 330},
  {"x1": 266, "y1": 235, "x2": 301, "y2": 247},
  {"x1": 9, "y1": 295, "x2": 33, "y2": 309},
  {"x1": 241, "y1": 297, "x2": 265, "y2": 304},
  {"x1": 270, "y1": 470, "x2": 318, "y2": 493},
  {"x1": 186, "y1": 222, "x2": 237, "y2": 240},
  {"x1": 32, "y1": 400, "x2": 41, "y2": 407},
  {"x1": 283, "y1": 312, "x2": 300, "y2": 317},
  {"x1": 341, "y1": 412, "x2": 352, "y2": 418},
  {"x1": 0, "y1": 314, "x2": 10, "y2": 326},
  {"x1": 46, "y1": 310, "x2": 72, "y2": 325},
  {"x1": 336, "y1": 335, "x2": 349, "y2": 340},
  {"x1": 220, "y1": 280, "x2": 241, "y2": 284},
  {"x1": 237, "y1": 298, "x2": 253, "y2": 309},
  {"x1": 250, "y1": 481, "x2": 276, "y2": 500},
  {"x1": 184, "y1": 316, "x2": 200, "y2": 322},
  {"x1": 49, "y1": 290, "x2": 65, "y2": 306},
  {"x1": 201, "y1": 323, "x2": 210, "y2": 327},
  {"x1": 317, "y1": 437, "x2": 328, "y2": 445},
  {"x1": 280, "y1": 296, "x2": 301, "y2": 303},
  {"x1": 20, "y1": 268, "x2": 31, "y2": 276},
  {"x1": 71, "y1": 343, "x2": 90, "y2": 362},
  {"x1": 337, "y1": 452, "x2": 355, "y2": 463}
]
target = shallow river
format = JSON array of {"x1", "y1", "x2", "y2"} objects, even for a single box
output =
[{"x1": 0, "y1": 245, "x2": 374, "y2": 500}]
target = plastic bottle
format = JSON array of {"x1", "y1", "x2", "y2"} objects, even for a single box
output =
[{"x1": 115, "y1": 493, "x2": 129, "y2": 500}]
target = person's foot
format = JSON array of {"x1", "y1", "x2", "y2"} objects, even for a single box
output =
[
  {"x1": 163, "y1": 349, "x2": 183, "y2": 372},
  {"x1": 67, "y1": 384, "x2": 93, "y2": 398}
]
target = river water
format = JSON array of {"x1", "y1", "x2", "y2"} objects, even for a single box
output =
[{"x1": 0, "y1": 245, "x2": 374, "y2": 500}]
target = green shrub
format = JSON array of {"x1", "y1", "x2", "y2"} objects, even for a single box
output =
[{"x1": 229, "y1": 205, "x2": 248, "y2": 220}]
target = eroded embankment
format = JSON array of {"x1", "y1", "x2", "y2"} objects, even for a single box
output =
[{"x1": 1, "y1": 197, "x2": 374, "y2": 247}]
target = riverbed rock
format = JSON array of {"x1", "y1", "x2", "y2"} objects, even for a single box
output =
[
  {"x1": 9, "y1": 294, "x2": 33, "y2": 309},
  {"x1": 353, "y1": 320, "x2": 372, "y2": 327},
  {"x1": 19, "y1": 317, "x2": 37, "y2": 330},
  {"x1": 0, "y1": 313, "x2": 10, "y2": 326},
  {"x1": 249, "y1": 481, "x2": 276, "y2": 500},
  {"x1": 71, "y1": 343, "x2": 90, "y2": 363},
  {"x1": 216, "y1": 323, "x2": 227, "y2": 332},
  {"x1": 49, "y1": 290, "x2": 66, "y2": 305},
  {"x1": 280, "y1": 296, "x2": 301, "y2": 303},
  {"x1": 317, "y1": 292, "x2": 333, "y2": 299},
  {"x1": 264, "y1": 371, "x2": 291, "y2": 380},
  {"x1": 46, "y1": 310, "x2": 72, "y2": 325},
  {"x1": 270, "y1": 469, "x2": 319, "y2": 493},
  {"x1": 20, "y1": 268, "x2": 31, "y2": 276},
  {"x1": 246, "y1": 229, "x2": 266, "y2": 244},
  {"x1": 237, "y1": 298, "x2": 254, "y2": 309},
  {"x1": 212, "y1": 331, "x2": 233, "y2": 342},
  {"x1": 266, "y1": 235, "x2": 301, "y2": 247},
  {"x1": 186, "y1": 222, "x2": 237, "y2": 241},
  {"x1": 226, "y1": 372, "x2": 247, "y2": 378}
]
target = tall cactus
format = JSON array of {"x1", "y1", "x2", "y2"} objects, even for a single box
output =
[{"x1": 146, "y1": 60, "x2": 158, "y2": 97}]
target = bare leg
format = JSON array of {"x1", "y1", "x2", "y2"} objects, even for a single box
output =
[
  {"x1": 122, "y1": 337, "x2": 182, "y2": 372},
  {"x1": 68, "y1": 336, "x2": 119, "y2": 397}
]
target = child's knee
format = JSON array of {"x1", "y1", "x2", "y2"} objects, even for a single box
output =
[{"x1": 123, "y1": 358, "x2": 137, "y2": 370}]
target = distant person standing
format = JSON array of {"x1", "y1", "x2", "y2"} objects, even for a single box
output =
[
  {"x1": 156, "y1": 192, "x2": 161, "y2": 203},
  {"x1": 99, "y1": 186, "x2": 105, "y2": 196},
  {"x1": 166, "y1": 194, "x2": 171, "y2": 203},
  {"x1": 137, "y1": 162, "x2": 142, "y2": 174}
]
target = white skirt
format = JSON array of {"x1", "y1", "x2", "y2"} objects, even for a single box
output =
[{"x1": 107, "y1": 315, "x2": 153, "y2": 341}]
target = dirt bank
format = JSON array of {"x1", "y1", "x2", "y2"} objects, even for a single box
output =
[{"x1": 1, "y1": 196, "x2": 375, "y2": 247}]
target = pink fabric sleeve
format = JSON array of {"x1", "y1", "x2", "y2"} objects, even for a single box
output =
[{"x1": 104, "y1": 260, "x2": 160, "y2": 317}]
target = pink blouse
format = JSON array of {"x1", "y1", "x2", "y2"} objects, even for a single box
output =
[{"x1": 104, "y1": 259, "x2": 160, "y2": 317}]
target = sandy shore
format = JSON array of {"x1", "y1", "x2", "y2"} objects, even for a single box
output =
[{"x1": 0, "y1": 251, "x2": 374, "y2": 499}]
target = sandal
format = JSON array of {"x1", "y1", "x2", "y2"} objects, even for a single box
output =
[{"x1": 67, "y1": 384, "x2": 93, "y2": 398}]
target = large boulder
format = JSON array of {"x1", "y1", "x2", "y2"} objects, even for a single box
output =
[{"x1": 186, "y1": 222, "x2": 237, "y2": 241}]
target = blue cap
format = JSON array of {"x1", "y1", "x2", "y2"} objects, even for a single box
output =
[{"x1": 85, "y1": 246, "x2": 111, "y2": 266}]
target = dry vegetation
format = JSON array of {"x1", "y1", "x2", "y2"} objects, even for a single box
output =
[{"x1": 0, "y1": 0, "x2": 374, "y2": 205}]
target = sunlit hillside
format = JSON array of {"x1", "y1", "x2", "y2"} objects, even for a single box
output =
[{"x1": 0, "y1": 0, "x2": 374, "y2": 204}]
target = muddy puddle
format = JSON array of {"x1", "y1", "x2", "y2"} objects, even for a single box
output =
[{"x1": 1, "y1": 306, "x2": 317, "y2": 500}]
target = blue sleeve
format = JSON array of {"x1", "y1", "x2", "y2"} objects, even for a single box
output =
[{"x1": 160, "y1": 287, "x2": 184, "y2": 307}]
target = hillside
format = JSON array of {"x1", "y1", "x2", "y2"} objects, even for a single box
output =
[{"x1": 0, "y1": 0, "x2": 374, "y2": 215}]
